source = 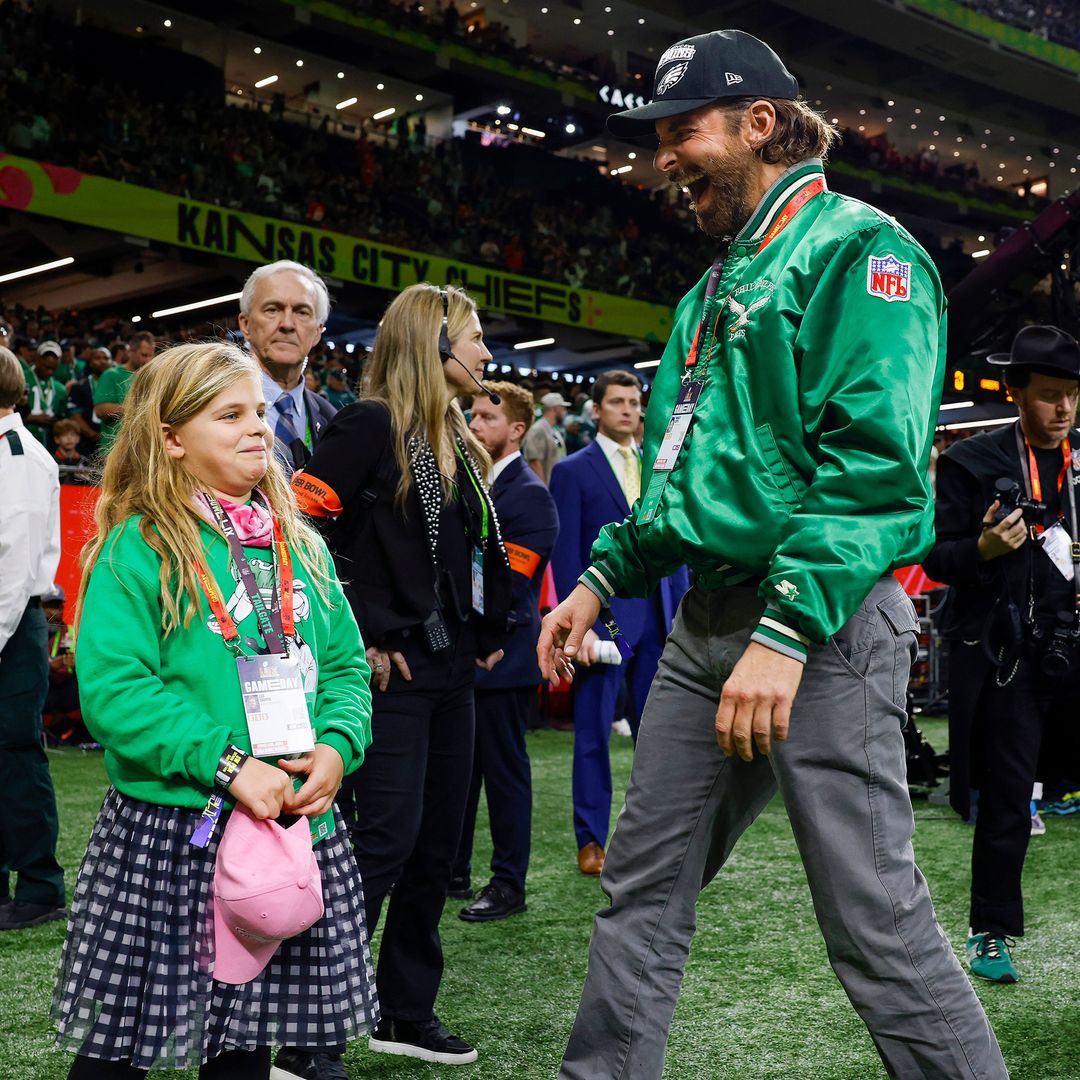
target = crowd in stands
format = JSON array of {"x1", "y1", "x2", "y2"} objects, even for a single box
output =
[
  {"x1": 350, "y1": 0, "x2": 618, "y2": 88},
  {"x1": 0, "y1": 1, "x2": 1025, "y2": 307},
  {"x1": 957, "y1": 0, "x2": 1080, "y2": 49}
]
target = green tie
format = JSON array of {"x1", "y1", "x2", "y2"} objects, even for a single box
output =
[{"x1": 618, "y1": 446, "x2": 640, "y2": 505}]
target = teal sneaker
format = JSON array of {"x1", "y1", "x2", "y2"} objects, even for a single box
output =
[{"x1": 966, "y1": 932, "x2": 1019, "y2": 983}]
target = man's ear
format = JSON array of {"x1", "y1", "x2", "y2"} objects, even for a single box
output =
[{"x1": 510, "y1": 420, "x2": 527, "y2": 445}]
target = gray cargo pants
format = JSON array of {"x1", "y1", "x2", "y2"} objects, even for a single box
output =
[{"x1": 559, "y1": 579, "x2": 1008, "y2": 1080}]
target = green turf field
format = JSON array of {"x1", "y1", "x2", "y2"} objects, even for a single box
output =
[{"x1": 3, "y1": 720, "x2": 1078, "y2": 1079}]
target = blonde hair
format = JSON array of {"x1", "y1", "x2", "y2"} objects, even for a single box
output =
[
  {"x1": 0, "y1": 346, "x2": 25, "y2": 408},
  {"x1": 724, "y1": 97, "x2": 840, "y2": 167},
  {"x1": 76, "y1": 341, "x2": 329, "y2": 635},
  {"x1": 362, "y1": 283, "x2": 491, "y2": 507}
]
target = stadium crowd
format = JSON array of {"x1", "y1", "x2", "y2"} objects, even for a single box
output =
[
  {"x1": 958, "y1": 0, "x2": 1080, "y2": 48},
  {"x1": 0, "y1": 1, "x2": 1035, "y2": 308}
]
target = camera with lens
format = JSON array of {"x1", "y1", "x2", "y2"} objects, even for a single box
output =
[
  {"x1": 1028, "y1": 610, "x2": 1080, "y2": 677},
  {"x1": 992, "y1": 477, "x2": 1044, "y2": 527}
]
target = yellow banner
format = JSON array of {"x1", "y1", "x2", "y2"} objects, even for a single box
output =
[{"x1": 0, "y1": 155, "x2": 673, "y2": 342}]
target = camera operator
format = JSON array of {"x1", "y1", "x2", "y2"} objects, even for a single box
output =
[{"x1": 924, "y1": 324, "x2": 1080, "y2": 985}]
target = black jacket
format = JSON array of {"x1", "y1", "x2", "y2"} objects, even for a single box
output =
[
  {"x1": 923, "y1": 420, "x2": 1080, "y2": 819},
  {"x1": 924, "y1": 420, "x2": 1079, "y2": 643},
  {"x1": 476, "y1": 454, "x2": 559, "y2": 690},
  {"x1": 292, "y1": 400, "x2": 512, "y2": 655},
  {"x1": 276, "y1": 389, "x2": 337, "y2": 472}
]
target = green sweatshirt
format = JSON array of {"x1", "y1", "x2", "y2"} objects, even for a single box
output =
[
  {"x1": 580, "y1": 161, "x2": 946, "y2": 660},
  {"x1": 77, "y1": 515, "x2": 371, "y2": 809}
]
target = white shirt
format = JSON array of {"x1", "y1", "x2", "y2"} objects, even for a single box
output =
[
  {"x1": 0, "y1": 413, "x2": 61, "y2": 659},
  {"x1": 492, "y1": 449, "x2": 522, "y2": 484},
  {"x1": 595, "y1": 432, "x2": 639, "y2": 475}
]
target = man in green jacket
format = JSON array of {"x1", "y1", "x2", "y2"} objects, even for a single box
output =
[{"x1": 539, "y1": 30, "x2": 1008, "y2": 1080}]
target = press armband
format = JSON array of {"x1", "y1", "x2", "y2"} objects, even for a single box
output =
[{"x1": 214, "y1": 744, "x2": 250, "y2": 791}]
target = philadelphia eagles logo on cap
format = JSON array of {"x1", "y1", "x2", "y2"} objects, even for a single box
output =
[{"x1": 656, "y1": 62, "x2": 691, "y2": 96}]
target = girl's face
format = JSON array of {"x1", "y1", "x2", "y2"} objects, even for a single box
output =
[
  {"x1": 163, "y1": 375, "x2": 272, "y2": 500},
  {"x1": 442, "y1": 311, "x2": 493, "y2": 397}
]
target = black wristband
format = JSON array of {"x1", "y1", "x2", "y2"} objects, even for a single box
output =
[{"x1": 214, "y1": 744, "x2": 249, "y2": 791}]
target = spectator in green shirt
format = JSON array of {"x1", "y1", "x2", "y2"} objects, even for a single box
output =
[
  {"x1": 22, "y1": 342, "x2": 68, "y2": 450},
  {"x1": 93, "y1": 330, "x2": 156, "y2": 451},
  {"x1": 322, "y1": 367, "x2": 357, "y2": 410}
]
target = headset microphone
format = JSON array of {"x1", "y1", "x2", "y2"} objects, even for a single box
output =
[{"x1": 439, "y1": 289, "x2": 501, "y2": 406}]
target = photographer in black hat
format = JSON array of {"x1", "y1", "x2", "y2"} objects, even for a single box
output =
[{"x1": 925, "y1": 324, "x2": 1080, "y2": 985}]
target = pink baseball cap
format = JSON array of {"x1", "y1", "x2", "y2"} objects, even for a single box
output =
[{"x1": 212, "y1": 807, "x2": 324, "y2": 985}]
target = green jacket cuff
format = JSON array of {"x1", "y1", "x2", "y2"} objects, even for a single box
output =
[
  {"x1": 579, "y1": 565, "x2": 615, "y2": 604},
  {"x1": 750, "y1": 605, "x2": 810, "y2": 664}
]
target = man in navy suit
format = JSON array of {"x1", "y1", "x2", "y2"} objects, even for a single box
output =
[
  {"x1": 238, "y1": 259, "x2": 337, "y2": 472},
  {"x1": 550, "y1": 370, "x2": 689, "y2": 875},
  {"x1": 452, "y1": 382, "x2": 560, "y2": 921}
]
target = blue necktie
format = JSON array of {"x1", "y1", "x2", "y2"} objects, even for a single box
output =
[{"x1": 274, "y1": 393, "x2": 302, "y2": 469}]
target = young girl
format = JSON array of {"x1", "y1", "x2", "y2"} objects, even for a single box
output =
[{"x1": 52, "y1": 342, "x2": 377, "y2": 1079}]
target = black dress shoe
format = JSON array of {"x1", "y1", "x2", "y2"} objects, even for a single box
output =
[
  {"x1": 447, "y1": 875, "x2": 473, "y2": 900},
  {"x1": 0, "y1": 900, "x2": 67, "y2": 930},
  {"x1": 271, "y1": 1047, "x2": 348, "y2": 1079},
  {"x1": 458, "y1": 881, "x2": 526, "y2": 922}
]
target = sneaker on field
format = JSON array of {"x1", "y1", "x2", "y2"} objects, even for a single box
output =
[
  {"x1": 1031, "y1": 811, "x2": 1046, "y2": 836},
  {"x1": 966, "y1": 932, "x2": 1019, "y2": 983},
  {"x1": 369, "y1": 1016, "x2": 478, "y2": 1065}
]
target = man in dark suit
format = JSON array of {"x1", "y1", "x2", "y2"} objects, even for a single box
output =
[
  {"x1": 451, "y1": 382, "x2": 559, "y2": 920},
  {"x1": 238, "y1": 260, "x2": 337, "y2": 473},
  {"x1": 550, "y1": 370, "x2": 689, "y2": 875}
]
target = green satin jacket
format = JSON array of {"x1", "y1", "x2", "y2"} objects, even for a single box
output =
[{"x1": 580, "y1": 160, "x2": 945, "y2": 660}]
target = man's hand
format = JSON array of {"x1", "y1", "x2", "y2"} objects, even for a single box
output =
[
  {"x1": 977, "y1": 501, "x2": 1028, "y2": 561},
  {"x1": 228, "y1": 757, "x2": 293, "y2": 819},
  {"x1": 715, "y1": 642, "x2": 805, "y2": 760},
  {"x1": 538, "y1": 583, "x2": 601, "y2": 687},
  {"x1": 280, "y1": 744, "x2": 346, "y2": 817},
  {"x1": 366, "y1": 645, "x2": 411, "y2": 692},
  {"x1": 475, "y1": 649, "x2": 504, "y2": 671}
]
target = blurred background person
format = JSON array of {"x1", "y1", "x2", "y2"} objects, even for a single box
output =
[
  {"x1": 0, "y1": 345, "x2": 65, "y2": 931},
  {"x1": 523, "y1": 390, "x2": 569, "y2": 484},
  {"x1": 550, "y1": 369, "x2": 688, "y2": 876},
  {"x1": 21, "y1": 339, "x2": 67, "y2": 451},
  {"x1": 452, "y1": 380, "x2": 559, "y2": 922},
  {"x1": 92, "y1": 330, "x2": 155, "y2": 453},
  {"x1": 238, "y1": 260, "x2": 336, "y2": 474}
]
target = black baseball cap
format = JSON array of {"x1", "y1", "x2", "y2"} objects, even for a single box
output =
[
  {"x1": 987, "y1": 325, "x2": 1080, "y2": 381},
  {"x1": 607, "y1": 30, "x2": 799, "y2": 138}
]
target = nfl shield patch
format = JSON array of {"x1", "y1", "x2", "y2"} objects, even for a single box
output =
[{"x1": 866, "y1": 253, "x2": 912, "y2": 302}]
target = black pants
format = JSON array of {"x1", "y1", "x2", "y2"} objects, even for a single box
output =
[
  {"x1": 970, "y1": 654, "x2": 1080, "y2": 936},
  {"x1": 67, "y1": 1047, "x2": 271, "y2": 1078},
  {"x1": 453, "y1": 686, "x2": 534, "y2": 895},
  {"x1": 340, "y1": 619, "x2": 477, "y2": 1020},
  {"x1": 0, "y1": 603, "x2": 65, "y2": 906}
]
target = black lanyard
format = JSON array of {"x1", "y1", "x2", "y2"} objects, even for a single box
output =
[{"x1": 204, "y1": 492, "x2": 286, "y2": 655}]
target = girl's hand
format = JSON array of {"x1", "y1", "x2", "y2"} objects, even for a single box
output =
[
  {"x1": 280, "y1": 744, "x2": 345, "y2": 817},
  {"x1": 366, "y1": 645, "x2": 411, "y2": 692},
  {"x1": 228, "y1": 757, "x2": 292, "y2": 819}
]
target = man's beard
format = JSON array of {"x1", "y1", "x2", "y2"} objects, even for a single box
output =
[{"x1": 674, "y1": 143, "x2": 758, "y2": 241}]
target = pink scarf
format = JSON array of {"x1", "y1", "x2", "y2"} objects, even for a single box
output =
[{"x1": 194, "y1": 491, "x2": 274, "y2": 547}]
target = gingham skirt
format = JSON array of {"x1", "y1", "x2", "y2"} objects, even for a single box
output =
[{"x1": 52, "y1": 789, "x2": 379, "y2": 1069}]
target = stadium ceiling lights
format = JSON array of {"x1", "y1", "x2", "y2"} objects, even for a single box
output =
[
  {"x1": 0, "y1": 256, "x2": 75, "y2": 283},
  {"x1": 336, "y1": 97, "x2": 358, "y2": 110},
  {"x1": 634, "y1": 359, "x2": 661, "y2": 369},
  {"x1": 373, "y1": 107, "x2": 396, "y2": 121},
  {"x1": 939, "y1": 400, "x2": 975, "y2": 411},
  {"x1": 255, "y1": 75, "x2": 278, "y2": 88},
  {"x1": 514, "y1": 338, "x2": 556, "y2": 350},
  {"x1": 151, "y1": 292, "x2": 243, "y2": 318}
]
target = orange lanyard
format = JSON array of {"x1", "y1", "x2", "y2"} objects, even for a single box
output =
[
  {"x1": 194, "y1": 501, "x2": 294, "y2": 650},
  {"x1": 685, "y1": 177, "x2": 825, "y2": 373},
  {"x1": 1024, "y1": 435, "x2": 1070, "y2": 525}
]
